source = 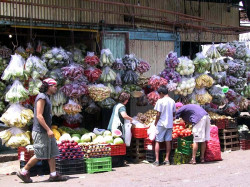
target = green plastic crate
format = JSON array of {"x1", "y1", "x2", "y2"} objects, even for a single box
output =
[
  {"x1": 177, "y1": 135, "x2": 194, "y2": 155},
  {"x1": 85, "y1": 157, "x2": 112, "y2": 174}
]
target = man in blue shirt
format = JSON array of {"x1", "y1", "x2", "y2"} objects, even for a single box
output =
[{"x1": 176, "y1": 103, "x2": 211, "y2": 164}]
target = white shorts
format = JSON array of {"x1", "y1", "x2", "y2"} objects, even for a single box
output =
[{"x1": 192, "y1": 115, "x2": 211, "y2": 143}]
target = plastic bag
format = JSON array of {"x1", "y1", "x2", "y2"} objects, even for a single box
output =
[
  {"x1": 51, "y1": 90, "x2": 67, "y2": 106},
  {"x1": 211, "y1": 72, "x2": 227, "y2": 85},
  {"x1": 80, "y1": 95, "x2": 92, "y2": 107},
  {"x1": 60, "y1": 81, "x2": 88, "y2": 98},
  {"x1": 160, "y1": 69, "x2": 181, "y2": 83},
  {"x1": 61, "y1": 63, "x2": 84, "y2": 81},
  {"x1": 88, "y1": 84, "x2": 111, "y2": 102},
  {"x1": 227, "y1": 59, "x2": 246, "y2": 77},
  {"x1": 100, "y1": 49, "x2": 115, "y2": 67},
  {"x1": 1, "y1": 54, "x2": 27, "y2": 81},
  {"x1": 47, "y1": 68, "x2": 65, "y2": 86},
  {"x1": 63, "y1": 100, "x2": 82, "y2": 115},
  {"x1": 124, "y1": 119, "x2": 132, "y2": 146},
  {"x1": 84, "y1": 51, "x2": 99, "y2": 66},
  {"x1": 165, "y1": 51, "x2": 179, "y2": 69},
  {"x1": 43, "y1": 47, "x2": 69, "y2": 69},
  {"x1": 97, "y1": 97, "x2": 116, "y2": 109},
  {"x1": 167, "y1": 80, "x2": 178, "y2": 91},
  {"x1": 5, "y1": 80, "x2": 29, "y2": 103},
  {"x1": 136, "y1": 60, "x2": 150, "y2": 74},
  {"x1": 122, "y1": 54, "x2": 139, "y2": 71},
  {"x1": 224, "y1": 102, "x2": 239, "y2": 116},
  {"x1": 0, "y1": 103, "x2": 34, "y2": 127},
  {"x1": 100, "y1": 66, "x2": 116, "y2": 83},
  {"x1": 136, "y1": 94, "x2": 149, "y2": 106},
  {"x1": 193, "y1": 52, "x2": 210, "y2": 74},
  {"x1": 195, "y1": 74, "x2": 214, "y2": 89},
  {"x1": 52, "y1": 105, "x2": 66, "y2": 117},
  {"x1": 28, "y1": 79, "x2": 42, "y2": 96},
  {"x1": 115, "y1": 72, "x2": 122, "y2": 86},
  {"x1": 26, "y1": 56, "x2": 48, "y2": 79},
  {"x1": 112, "y1": 58, "x2": 126, "y2": 71},
  {"x1": 26, "y1": 42, "x2": 34, "y2": 54},
  {"x1": 209, "y1": 85, "x2": 226, "y2": 105},
  {"x1": 63, "y1": 113, "x2": 83, "y2": 124},
  {"x1": 147, "y1": 91, "x2": 160, "y2": 106},
  {"x1": 175, "y1": 77, "x2": 196, "y2": 96},
  {"x1": 84, "y1": 67, "x2": 102, "y2": 82},
  {"x1": 195, "y1": 88, "x2": 212, "y2": 105},
  {"x1": 147, "y1": 124, "x2": 157, "y2": 141},
  {"x1": 85, "y1": 102, "x2": 101, "y2": 114},
  {"x1": 206, "y1": 44, "x2": 221, "y2": 59},
  {"x1": 205, "y1": 125, "x2": 222, "y2": 162},
  {"x1": 148, "y1": 75, "x2": 168, "y2": 90},
  {"x1": 122, "y1": 70, "x2": 138, "y2": 84},
  {"x1": 225, "y1": 89, "x2": 238, "y2": 102},
  {"x1": 176, "y1": 57, "x2": 195, "y2": 76}
]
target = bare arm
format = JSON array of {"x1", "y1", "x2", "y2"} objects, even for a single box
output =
[
  {"x1": 36, "y1": 99, "x2": 54, "y2": 138},
  {"x1": 120, "y1": 111, "x2": 133, "y2": 122},
  {"x1": 154, "y1": 111, "x2": 161, "y2": 126}
]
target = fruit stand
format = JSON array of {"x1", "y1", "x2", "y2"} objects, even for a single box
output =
[{"x1": 0, "y1": 40, "x2": 249, "y2": 174}]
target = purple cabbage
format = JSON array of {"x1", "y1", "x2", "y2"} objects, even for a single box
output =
[{"x1": 160, "y1": 68, "x2": 181, "y2": 83}]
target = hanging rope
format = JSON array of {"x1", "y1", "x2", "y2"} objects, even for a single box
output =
[{"x1": 12, "y1": 1, "x2": 18, "y2": 51}]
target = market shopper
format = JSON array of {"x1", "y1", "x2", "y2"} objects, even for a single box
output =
[
  {"x1": 175, "y1": 103, "x2": 211, "y2": 164},
  {"x1": 153, "y1": 85, "x2": 176, "y2": 166},
  {"x1": 107, "y1": 92, "x2": 133, "y2": 139},
  {"x1": 17, "y1": 78, "x2": 68, "y2": 183}
]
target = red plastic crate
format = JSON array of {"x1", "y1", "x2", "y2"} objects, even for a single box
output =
[
  {"x1": 107, "y1": 144, "x2": 126, "y2": 156},
  {"x1": 240, "y1": 140, "x2": 250, "y2": 150},
  {"x1": 18, "y1": 147, "x2": 34, "y2": 162},
  {"x1": 132, "y1": 128, "x2": 148, "y2": 139}
]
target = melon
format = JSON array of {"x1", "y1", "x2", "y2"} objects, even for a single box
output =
[
  {"x1": 112, "y1": 129, "x2": 122, "y2": 138},
  {"x1": 81, "y1": 134, "x2": 91, "y2": 142},
  {"x1": 103, "y1": 130, "x2": 112, "y2": 137},
  {"x1": 71, "y1": 136, "x2": 80, "y2": 142},
  {"x1": 59, "y1": 133, "x2": 71, "y2": 142},
  {"x1": 93, "y1": 136, "x2": 105, "y2": 144},
  {"x1": 88, "y1": 132, "x2": 97, "y2": 141},
  {"x1": 103, "y1": 135, "x2": 113, "y2": 144},
  {"x1": 113, "y1": 137, "x2": 124, "y2": 145},
  {"x1": 72, "y1": 134, "x2": 81, "y2": 139}
]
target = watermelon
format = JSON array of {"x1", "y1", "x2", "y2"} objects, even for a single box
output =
[
  {"x1": 112, "y1": 129, "x2": 122, "y2": 138},
  {"x1": 103, "y1": 135, "x2": 113, "y2": 144}
]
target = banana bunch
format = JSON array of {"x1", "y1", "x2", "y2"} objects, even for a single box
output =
[
  {"x1": 5, "y1": 132, "x2": 30, "y2": 148},
  {"x1": 196, "y1": 74, "x2": 214, "y2": 89},
  {"x1": 0, "y1": 130, "x2": 12, "y2": 144}
]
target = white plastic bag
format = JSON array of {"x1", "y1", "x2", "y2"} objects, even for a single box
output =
[
  {"x1": 124, "y1": 120, "x2": 132, "y2": 146},
  {"x1": 147, "y1": 124, "x2": 157, "y2": 141}
]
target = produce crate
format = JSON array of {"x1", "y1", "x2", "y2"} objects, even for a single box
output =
[
  {"x1": 131, "y1": 127, "x2": 148, "y2": 139},
  {"x1": 146, "y1": 150, "x2": 175, "y2": 164},
  {"x1": 144, "y1": 138, "x2": 177, "y2": 150},
  {"x1": 225, "y1": 118, "x2": 237, "y2": 129},
  {"x1": 126, "y1": 138, "x2": 145, "y2": 163},
  {"x1": 107, "y1": 143, "x2": 126, "y2": 156},
  {"x1": 85, "y1": 157, "x2": 112, "y2": 174},
  {"x1": 172, "y1": 149, "x2": 200, "y2": 165},
  {"x1": 240, "y1": 140, "x2": 250, "y2": 150},
  {"x1": 56, "y1": 159, "x2": 85, "y2": 175},
  {"x1": 239, "y1": 131, "x2": 250, "y2": 140},
  {"x1": 112, "y1": 155, "x2": 125, "y2": 168},
  {"x1": 20, "y1": 160, "x2": 50, "y2": 177},
  {"x1": 214, "y1": 119, "x2": 227, "y2": 129},
  {"x1": 18, "y1": 147, "x2": 34, "y2": 162},
  {"x1": 219, "y1": 129, "x2": 240, "y2": 152},
  {"x1": 177, "y1": 135, "x2": 194, "y2": 155}
]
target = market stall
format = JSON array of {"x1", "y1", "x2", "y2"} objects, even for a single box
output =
[{"x1": 0, "y1": 40, "x2": 249, "y2": 174}]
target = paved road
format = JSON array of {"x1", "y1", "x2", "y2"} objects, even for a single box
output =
[{"x1": 0, "y1": 150, "x2": 250, "y2": 187}]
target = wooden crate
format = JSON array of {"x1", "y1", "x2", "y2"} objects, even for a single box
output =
[
  {"x1": 126, "y1": 138, "x2": 145, "y2": 163},
  {"x1": 219, "y1": 129, "x2": 240, "y2": 152}
]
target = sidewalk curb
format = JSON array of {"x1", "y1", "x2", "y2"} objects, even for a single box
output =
[{"x1": 0, "y1": 153, "x2": 18, "y2": 163}]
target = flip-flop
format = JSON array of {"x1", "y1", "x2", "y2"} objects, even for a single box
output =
[{"x1": 200, "y1": 158, "x2": 205, "y2": 163}]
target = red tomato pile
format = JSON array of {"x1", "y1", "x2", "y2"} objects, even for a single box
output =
[{"x1": 172, "y1": 123, "x2": 192, "y2": 139}]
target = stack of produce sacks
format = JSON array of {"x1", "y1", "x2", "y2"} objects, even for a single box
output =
[{"x1": 205, "y1": 125, "x2": 222, "y2": 162}]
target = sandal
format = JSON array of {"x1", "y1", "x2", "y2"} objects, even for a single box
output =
[
  {"x1": 189, "y1": 159, "x2": 196, "y2": 165},
  {"x1": 200, "y1": 158, "x2": 205, "y2": 163}
]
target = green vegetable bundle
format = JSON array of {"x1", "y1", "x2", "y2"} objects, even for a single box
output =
[
  {"x1": 25, "y1": 56, "x2": 48, "y2": 79},
  {"x1": 100, "y1": 49, "x2": 115, "y2": 67},
  {"x1": 1, "y1": 54, "x2": 28, "y2": 81},
  {"x1": 193, "y1": 52, "x2": 210, "y2": 74},
  {"x1": 29, "y1": 79, "x2": 42, "y2": 96},
  {"x1": 5, "y1": 80, "x2": 29, "y2": 103},
  {"x1": 100, "y1": 66, "x2": 116, "y2": 83}
]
